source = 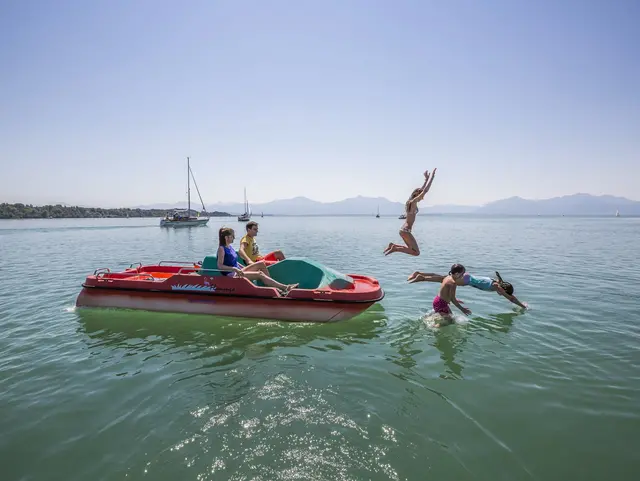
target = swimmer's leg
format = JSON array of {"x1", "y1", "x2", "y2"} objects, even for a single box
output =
[
  {"x1": 387, "y1": 230, "x2": 420, "y2": 256},
  {"x1": 407, "y1": 272, "x2": 445, "y2": 283},
  {"x1": 383, "y1": 242, "x2": 401, "y2": 255}
]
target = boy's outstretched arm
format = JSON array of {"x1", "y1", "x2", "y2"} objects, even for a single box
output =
[
  {"x1": 496, "y1": 286, "x2": 528, "y2": 309},
  {"x1": 451, "y1": 297, "x2": 471, "y2": 315},
  {"x1": 508, "y1": 294, "x2": 528, "y2": 309}
]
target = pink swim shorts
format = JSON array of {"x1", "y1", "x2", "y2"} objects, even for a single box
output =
[{"x1": 433, "y1": 295, "x2": 452, "y2": 315}]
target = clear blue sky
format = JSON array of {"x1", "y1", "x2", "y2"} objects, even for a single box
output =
[{"x1": 1, "y1": 0, "x2": 638, "y2": 207}]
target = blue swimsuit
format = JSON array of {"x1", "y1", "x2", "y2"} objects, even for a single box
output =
[
  {"x1": 221, "y1": 245, "x2": 240, "y2": 276},
  {"x1": 463, "y1": 273, "x2": 495, "y2": 291}
]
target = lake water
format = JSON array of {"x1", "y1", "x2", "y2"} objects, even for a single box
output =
[{"x1": 1, "y1": 215, "x2": 639, "y2": 481}]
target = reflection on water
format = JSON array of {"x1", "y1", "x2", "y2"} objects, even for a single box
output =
[
  {"x1": 383, "y1": 309, "x2": 524, "y2": 381},
  {"x1": 76, "y1": 304, "x2": 388, "y2": 355}
]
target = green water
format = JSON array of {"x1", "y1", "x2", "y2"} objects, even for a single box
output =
[{"x1": 1, "y1": 216, "x2": 639, "y2": 481}]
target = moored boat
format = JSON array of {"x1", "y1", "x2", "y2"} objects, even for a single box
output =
[
  {"x1": 161, "y1": 157, "x2": 210, "y2": 228},
  {"x1": 237, "y1": 187, "x2": 251, "y2": 222},
  {"x1": 76, "y1": 257, "x2": 384, "y2": 322}
]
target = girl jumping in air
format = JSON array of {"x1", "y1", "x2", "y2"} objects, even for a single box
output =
[{"x1": 384, "y1": 168, "x2": 437, "y2": 256}]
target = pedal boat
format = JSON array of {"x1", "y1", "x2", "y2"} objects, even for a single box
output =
[{"x1": 75, "y1": 255, "x2": 384, "y2": 322}]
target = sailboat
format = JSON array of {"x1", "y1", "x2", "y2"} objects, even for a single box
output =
[
  {"x1": 160, "y1": 157, "x2": 210, "y2": 228},
  {"x1": 237, "y1": 188, "x2": 251, "y2": 222},
  {"x1": 376, "y1": 205, "x2": 380, "y2": 218},
  {"x1": 616, "y1": 210, "x2": 620, "y2": 217}
]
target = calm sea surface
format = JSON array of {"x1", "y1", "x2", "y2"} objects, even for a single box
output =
[{"x1": 1, "y1": 215, "x2": 639, "y2": 481}]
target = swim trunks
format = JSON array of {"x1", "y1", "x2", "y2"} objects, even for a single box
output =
[
  {"x1": 463, "y1": 274, "x2": 494, "y2": 291},
  {"x1": 433, "y1": 295, "x2": 452, "y2": 315}
]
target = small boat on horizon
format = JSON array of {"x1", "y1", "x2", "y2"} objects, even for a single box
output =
[
  {"x1": 238, "y1": 187, "x2": 251, "y2": 222},
  {"x1": 376, "y1": 205, "x2": 380, "y2": 218},
  {"x1": 616, "y1": 210, "x2": 620, "y2": 217},
  {"x1": 160, "y1": 157, "x2": 210, "y2": 228}
]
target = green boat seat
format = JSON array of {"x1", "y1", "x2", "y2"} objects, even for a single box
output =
[{"x1": 198, "y1": 255, "x2": 225, "y2": 276}]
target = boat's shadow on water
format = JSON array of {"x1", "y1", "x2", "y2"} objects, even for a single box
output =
[{"x1": 74, "y1": 304, "x2": 388, "y2": 357}]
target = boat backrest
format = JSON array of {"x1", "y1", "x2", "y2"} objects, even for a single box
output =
[{"x1": 198, "y1": 255, "x2": 225, "y2": 276}]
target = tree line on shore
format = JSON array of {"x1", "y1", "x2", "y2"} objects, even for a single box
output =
[{"x1": 0, "y1": 203, "x2": 231, "y2": 219}]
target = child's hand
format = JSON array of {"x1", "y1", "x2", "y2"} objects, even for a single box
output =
[
  {"x1": 461, "y1": 307, "x2": 472, "y2": 315},
  {"x1": 456, "y1": 298, "x2": 464, "y2": 304}
]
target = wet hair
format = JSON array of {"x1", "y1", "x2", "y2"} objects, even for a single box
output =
[
  {"x1": 218, "y1": 227, "x2": 234, "y2": 246},
  {"x1": 449, "y1": 263, "x2": 466, "y2": 275},
  {"x1": 246, "y1": 221, "x2": 258, "y2": 231},
  {"x1": 494, "y1": 271, "x2": 514, "y2": 295},
  {"x1": 405, "y1": 187, "x2": 423, "y2": 212},
  {"x1": 501, "y1": 282, "x2": 514, "y2": 296}
]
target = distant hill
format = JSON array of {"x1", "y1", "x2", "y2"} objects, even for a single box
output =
[
  {"x1": 134, "y1": 193, "x2": 639, "y2": 216},
  {"x1": 476, "y1": 194, "x2": 639, "y2": 215},
  {"x1": 136, "y1": 196, "x2": 477, "y2": 216}
]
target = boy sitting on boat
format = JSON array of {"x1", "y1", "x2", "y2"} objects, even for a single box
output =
[{"x1": 239, "y1": 221, "x2": 286, "y2": 265}]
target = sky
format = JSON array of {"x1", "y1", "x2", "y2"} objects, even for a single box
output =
[{"x1": 0, "y1": 0, "x2": 638, "y2": 207}]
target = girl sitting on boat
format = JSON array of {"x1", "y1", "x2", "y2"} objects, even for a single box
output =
[
  {"x1": 384, "y1": 168, "x2": 437, "y2": 256},
  {"x1": 217, "y1": 227, "x2": 298, "y2": 296}
]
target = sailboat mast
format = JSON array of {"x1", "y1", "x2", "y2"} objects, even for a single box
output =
[{"x1": 187, "y1": 156, "x2": 191, "y2": 216}]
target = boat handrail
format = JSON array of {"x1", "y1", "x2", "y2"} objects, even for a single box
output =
[
  {"x1": 93, "y1": 268, "x2": 111, "y2": 276},
  {"x1": 187, "y1": 267, "x2": 225, "y2": 275},
  {"x1": 129, "y1": 262, "x2": 142, "y2": 269},
  {"x1": 158, "y1": 260, "x2": 200, "y2": 266}
]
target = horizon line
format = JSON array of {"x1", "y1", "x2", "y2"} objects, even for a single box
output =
[{"x1": 3, "y1": 191, "x2": 639, "y2": 209}]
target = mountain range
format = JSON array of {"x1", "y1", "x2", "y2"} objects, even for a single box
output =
[{"x1": 135, "y1": 193, "x2": 639, "y2": 216}]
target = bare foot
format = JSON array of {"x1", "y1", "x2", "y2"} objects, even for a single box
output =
[
  {"x1": 279, "y1": 283, "x2": 299, "y2": 296},
  {"x1": 407, "y1": 271, "x2": 420, "y2": 282},
  {"x1": 384, "y1": 245, "x2": 397, "y2": 256},
  {"x1": 383, "y1": 242, "x2": 394, "y2": 255}
]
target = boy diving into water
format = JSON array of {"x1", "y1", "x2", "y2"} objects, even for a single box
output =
[
  {"x1": 431, "y1": 264, "x2": 472, "y2": 327},
  {"x1": 408, "y1": 268, "x2": 528, "y2": 309}
]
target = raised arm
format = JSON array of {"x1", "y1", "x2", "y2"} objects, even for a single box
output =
[{"x1": 412, "y1": 168, "x2": 437, "y2": 204}]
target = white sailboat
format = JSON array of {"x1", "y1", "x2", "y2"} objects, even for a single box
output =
[
  {"x1": 160, "y1": 157, "x2": 210, "y2": 228},
  {"x1": 237, "y1": 187, "x2": 251, "y2": 222},
  {"x1": 616, "y1": 210, "x2": 620, "y2": 217}
]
